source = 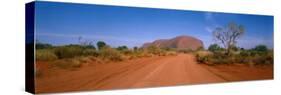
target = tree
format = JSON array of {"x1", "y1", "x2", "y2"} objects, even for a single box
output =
[
  {"x1": 97, "y1": 41, "x2": 106, "y2": 50},
  {"x1": 208, "y1": 44, "x2": 223, "y2": 52},
  {"x1": 117, "y1": 46, "x2": 128, "y2": 51},
  {"x1": 36, "y1": 40, "x2": 53, "y2": 49},
  {"x1": 213, "y1": 22, "x2": 245, "y2": 55},
  {"x1": 252, "y1": 45, "x2": 268, "y2": 52},
  {"x1": 133, "y1": 46, "x2": 138, "y2": 52},
  {"x1": 36, "y1": 43, "x2": 52, "y2": 49}
]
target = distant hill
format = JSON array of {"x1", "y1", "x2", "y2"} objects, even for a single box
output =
[{"x1": 142, "y1": 35, "x2": 204, "y2": 50}]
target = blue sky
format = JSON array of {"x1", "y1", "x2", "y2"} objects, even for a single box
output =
[{"x1": 35, "y1": 1, "x2": 273, "y2": 49}]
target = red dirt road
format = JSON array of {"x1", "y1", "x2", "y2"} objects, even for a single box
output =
[{"x1": 35, "y1": 54, "x2": 272, "y2": 93}]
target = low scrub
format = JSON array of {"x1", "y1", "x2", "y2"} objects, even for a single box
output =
[
  {"x1": 82, "y1": 49, "x2": 99, "y2": 57},
  {"x1": 195, "y1": 51, "x2": 212, "y2": 64},
  {"x1": 195, "y1": 50, "x2": 273, "y2": 65},
  {"x1": 146, "y1": 46, "x2": 165, "y2": 56},
  {"x1": 54, "y1": 45, "x2": 84, "y2": 59},
  {"x1": 36, "y1": 49, "x2": 58, "y2": 61},
  {"x1": 99, "y1": 47, "x2": 125, "y2": 61}
]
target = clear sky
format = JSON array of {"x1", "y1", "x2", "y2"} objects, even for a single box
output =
[{"x1": 35, "y1": 1, "x2": 273, "y2": 49}]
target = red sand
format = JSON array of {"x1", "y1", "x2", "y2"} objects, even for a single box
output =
[{"x1": 35, "y1": 54, "x2": 273, "y2": 93}]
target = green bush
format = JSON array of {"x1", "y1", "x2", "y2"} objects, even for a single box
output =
[
  {"x1": 208, "y1": 44, "x2": 223, "y2": 52},
  {"x1": 252, "y1": 45, "x2": 268, "y2": 52},
  {"x1": 116, "y1": 46, "x2": 128, "y2": 51},
  {"x1": 36, "y1": 43, "x2": 53, "y2": 49},
  {"x1": 97, "y1": 41, "x2": 107, "y2": 50},
  {"x1": 36, "y1": 49, "x2": 58, "y2": 61}
]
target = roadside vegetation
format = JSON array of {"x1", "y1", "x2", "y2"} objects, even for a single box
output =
[
  {"x1": 35, "y1": 37, "x2": 179, "y2": 74},
  {"x1": 196, "y1": 44, "x2": 273, "y2": 66},
  {"x1": 35, "y1": 22, "x2": 273, "y2": 77},
  {"x1": 195, "y1": 22, "x2": 273, "y2": 66}
]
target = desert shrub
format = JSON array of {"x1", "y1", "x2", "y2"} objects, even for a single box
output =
[
  {"x1": 116, "y1": 46, "x2": 128, "y2": 51},
  {"x1": 202, "y1": 44, "x2": 273, "y2": 65},
  {"x1": 209, "y1": 55, "x2": 234, "y2": 64},
  {"x1": 36, "y1": 43, "x2": 53, "y2": 49},
  {"x1": 97, "y1": 41, "x2": 107, "y2": 50},
  {"x1": 208, "y1": 44, "x2": 223, "y2": 52},
  {"x1": 233, "y1": 54, "x2": 247, "y2": 63},
  {"x1": 251, "y1": 53, "x2": 273, "y2": 65},
  {"x1": 252, "y1": 45, "x2": 268, "y2": 52},
  {"x1": 134, "y1": 50, "x2": 152, "y2": 58},
  {"x1": 54, "y1": 45, "x2": 84, "y2": 59},
  {"x1": 36, "y1": 49, "x2": 58, "y2": 61},
  {"x1": 121, "y1": 49, "x2": 134, "y2": 55},
  {"x1": 238, "y1": 49, "x2": 273, "y2": 65},
  {"x1": 239, "y1": 50, "x2": 251, "y2": 56},
  {"x1": 196, "y1": 54, "x2": 209, "y2": 63},
  {"x1": 195, "y1": 51, "x2": 212, "y2": 64},
  {"x1": 196, "y1": 51, "x2": 237, "y2": 64},
  {"x1": 146, "y1": 45, "x2": 165, "y2": 56},
  {"x1": 99, "y1": 47, "x2": 124, "y2": 61},
  {"x1": 53, "y1": 59, "x2": 82, "y2": 69},
  {"x1": 82, "y1": 49, "x2": 99, "y2": 57},
  {"x1": 265, "y1": 52, "x2": 274, "y2": 64}
]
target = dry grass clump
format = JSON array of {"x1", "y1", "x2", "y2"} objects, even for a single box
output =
[
  {"x1": 36, "y1": 49, "x2": 58, "y2": 61},
  {"x1": 99, "y1": 47, "x2": 125, "y2": 62},
  {"x1": 195, "y1": 51, "x2": 213, "y2": 64},
  {"x1": 195, "y1": 49, "x2": 273, "y2": 66}
]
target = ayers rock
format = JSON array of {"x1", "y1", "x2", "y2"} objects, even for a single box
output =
[{"x1": 142, "y1": 35, "x2": 204, "y2": 50}]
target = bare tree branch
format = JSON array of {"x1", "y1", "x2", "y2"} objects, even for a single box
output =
[{"x1": 212, "y1": 22, "x2": 245, "y2": 55}]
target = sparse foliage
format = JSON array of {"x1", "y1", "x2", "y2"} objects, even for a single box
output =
[
  {"x1": 78, "y1": 36, "x2": 96, "y2": 50},
  {"x1": 213, "y1": 22, "x2": 245, "y2": 55},
  {"x1": 97, "y1": 41, "x2": 106, "y2": 50},
  {"x1": 117, "y1": 46, "x2": 128, "y2": 51},
  {"x1": 208, "y1": 44, "x2": 223, "y2": 52},
  {"x1": 36, "y1": 42, "x2": 53, "y2": 49},
  {"x1": 252, "y1": 45, "x2": 268, "y2": 52}
]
